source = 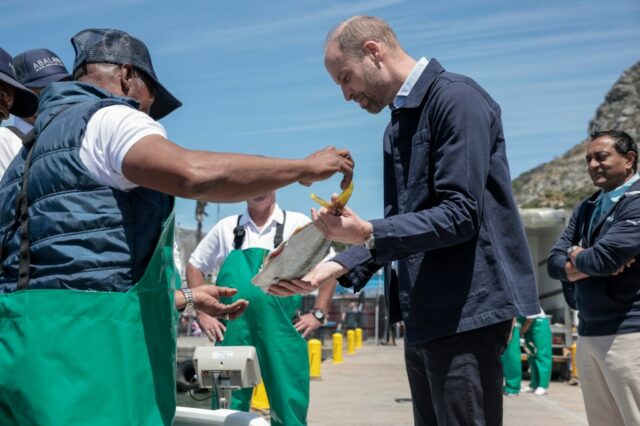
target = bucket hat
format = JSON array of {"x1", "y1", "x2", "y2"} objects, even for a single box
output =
[
  {"x1": 71, "y1": 29, "x2": 181, "y2": 120},
  {"x1": 0, "y1": 48, "x2": 38, "y2": 117},
  {"x1": 13, "y1": 48, "x2": 71, "y2": 89}
]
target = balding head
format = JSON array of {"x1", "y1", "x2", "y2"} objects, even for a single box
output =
[
  {"x1": 324, "y1": 16, "x2": 415, "y2": 114},
  {"x1": 325, "y1": 16, "x2": 401, "y2": 60}
]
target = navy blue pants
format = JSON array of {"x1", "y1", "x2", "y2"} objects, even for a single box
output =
[{"x1": 405, "y1": 320, "x2": 512, "y2": 426}]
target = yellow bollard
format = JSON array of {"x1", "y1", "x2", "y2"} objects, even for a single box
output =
[
  {"x1": 570, "y1": 342, "x2": 579, "y2": 379},
  {"x1": 333, "y1": 333, "x2": 343, "y2": 364},
  {"x1": 347, "y1": 329, "x2": 355, "y2": 355},
  {"x1": 355, "y1": 328, "x2": 363, "y2": 349},
  {"x1": 251, "y1": 379, "x2": 270, "y2": 410},
  {"x1": 308, "y1": 339, "x2": 322, "y2": 379}
]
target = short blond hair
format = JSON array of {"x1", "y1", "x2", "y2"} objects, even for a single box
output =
[{"x1": 327, "y1": 16, "x2": 400, "y2": 59}]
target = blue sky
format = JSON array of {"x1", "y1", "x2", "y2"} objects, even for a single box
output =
[{"x1": 2, "y1": 0, "x2": 639, "y2": 231}]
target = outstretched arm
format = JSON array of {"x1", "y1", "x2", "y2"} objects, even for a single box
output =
[
  {"x1": 175, "y1": 286, "x2": 248, "y2": 319},
  {"x1": 122, "y1": 135, "x2": 353, "y2": 202}
]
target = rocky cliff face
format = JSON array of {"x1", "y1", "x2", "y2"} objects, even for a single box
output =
[{"x1": 513, "y1": 60, "x2": 640, "y2": 208}]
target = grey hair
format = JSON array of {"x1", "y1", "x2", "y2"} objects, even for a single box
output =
[{"x1": 326, "y1": 16, "x2": 400, "y2": 59}]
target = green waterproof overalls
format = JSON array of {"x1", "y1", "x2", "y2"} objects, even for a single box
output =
[
  {"x1": 0, "y1": 212, "x2": 179, "y2": 426},
  {"x1": 521, "y1": 316, "x2": 552, "y2": 390},
  {"x1": 213, "y1": 214, "x2": 309, "y2": 426}
]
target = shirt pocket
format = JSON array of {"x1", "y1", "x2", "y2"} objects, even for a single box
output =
[{"x1": 406, "y1": 129, "x2": 431, "y2": 187}]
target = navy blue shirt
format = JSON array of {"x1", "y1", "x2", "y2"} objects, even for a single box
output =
[
  {"x1": 548, "y1": 179, "x2": 640, "y2": 336},
  {"x1": 333, "y1": 59, "x2": 540, "y2": 345}
]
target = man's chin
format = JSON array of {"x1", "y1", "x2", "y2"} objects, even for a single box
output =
[{"x1": 363, "y1": 103, "x2": 385, "y2": 114}]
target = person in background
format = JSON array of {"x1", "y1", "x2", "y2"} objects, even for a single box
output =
[
  {"x1": 0, "y1": 47, "x2": 38, "y2": 178},
  {"x1": 12, "y1": 48, "x2": 72, "y2": 133},
  {"x1": 270, "y1": 16, "x2": 540, "y2": 425},
  {"x1": 342, "y1": 301, "x2": 360, "y2": 331},
  {"x1": 520, "y1": 311, "x2": 552, "y2": 396},
  {"x1": 0, "y1": 28, "x2": 352, "y2": 426},
  {"x1": 187, "y1": 191, "x2": 337, "y2": 426},
  {"x1": 500, "y1": 310, "x2": 551, "y2": 397},
  {"x1": 500, "y1": 320, "x2": 523, "y2": 397},
  {"x1": 548, "y1": 130, "x2": 640, "y2": 425}
]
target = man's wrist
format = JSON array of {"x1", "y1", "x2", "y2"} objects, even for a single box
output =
[
  {"x1": 179, "y1": 288, "x2": 195, "y2": 313},
  {"x1": 362, "y1": 222, "x2": 374, "y2": 248},
  {"x1": 327, "y1": 261, "x2": 349, "y2": 279}
]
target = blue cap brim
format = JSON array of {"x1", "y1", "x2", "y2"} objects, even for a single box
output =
[{"x1": 23, "y1": 72, "x2": 71, "y2": 89}]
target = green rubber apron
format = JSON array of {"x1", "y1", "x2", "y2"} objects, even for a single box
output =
[
  {"x1": 215, "y1": 247, "x2": 309, "y2": 426},
  {"x1": 0, "y1": 212, "x2": 179, "y2": 426}
]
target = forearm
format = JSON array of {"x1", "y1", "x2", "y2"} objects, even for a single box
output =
[
  {"x1": 123, "y1": 136, "x2": 311, "y2": 202},
  {"x1": 372, "y1": 200, "x2": 480, "y2": 263},
  {"x1": 174, "y1": 289, "x2": 187, "y2": 310},
  {"x1": 314, "y1": 279, "x2": 337, "y2": 312},
  {"x1": 186, "y1": 263, "x2": 208, "y2": 288},
  {"x1": 333, "y1": 246, "x2": 384, "y2": 291},
  {"x1": 179, "y1": 151, "x2": 310, "y2": 202}
]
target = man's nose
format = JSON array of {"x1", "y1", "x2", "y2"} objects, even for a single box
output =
[{"x1": 341, "y1": 85, "x2": 352, "y2": 101}]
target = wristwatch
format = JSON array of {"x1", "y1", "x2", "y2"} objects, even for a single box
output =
[
  {"x1": 567, "y1": 245, "x2": 580, "y2": 257},
  {"x1": 180, "y1": 288, "x2": 194, "y2": 314},
  {"x1": 364, "y1": 232, "x2": 376, "y2": 250},
  {"x1": 311, "y1": 308, "x2": 326, "y2": 324}
]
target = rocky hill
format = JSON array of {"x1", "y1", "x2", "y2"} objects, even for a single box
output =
[{"x1": 513, "y1": 60, "x2": 640, "y2": 208}]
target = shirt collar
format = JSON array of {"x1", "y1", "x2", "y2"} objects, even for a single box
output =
[
  {"x1": 13, "y1": 116, "x2": 33, "y2": 134},
  {"x1": 392, "y1": 57, "x2": 428, "y2": 110},
  {"x1": 240, "y1": 203, "x2": 284, "y2": 228},
  {"x1": 603, "y1": 173, "x2": 640, "y2": 203}
]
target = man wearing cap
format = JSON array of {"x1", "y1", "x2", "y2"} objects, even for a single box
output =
[
  {"x1": 0, "y1": 29, "x2": 353, "y2": 426},
  {"x1": 0, "y1": 48, "x2": 38, "y2": 178},
  {"x1": 11, "y1": 48, "x2": 72, "y2": 134}
]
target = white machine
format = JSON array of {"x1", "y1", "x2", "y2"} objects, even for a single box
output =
[{"x1": 192, "y1": 345, "x2": 261, "y2": 409}]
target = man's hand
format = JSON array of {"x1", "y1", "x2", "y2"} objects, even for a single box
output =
[
  {"x1": 299, "y1": 147, "x2": 354, "y2": 190},
  {"x1": 268, "y1": 261, "x2": 347, "y2": 296},
  {"x1": 568, "y1": 246, "x2": 584, "y2": 265},
  {"x1": 312, "y1": 203, "x2": 372, "y2": 245},
  {"x1": 564, "y1": 261, "x2": 589, "y2": 282},
  {"x1": 191, "y1": 286, "x2": 248, "y2": 319},
  {"x1": 612, "y1": 258, "x2": 636, "y2": 276},
  {"x1": 197, "y1": 312, "x2": 227, "y2": 343},
  {"x1": 294, "y1": 314, "x2": 322, "y2": 338}
]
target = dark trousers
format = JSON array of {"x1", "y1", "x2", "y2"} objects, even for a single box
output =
[{"x1": 405, "y1": 320, "x2": 512, "y2": 426}]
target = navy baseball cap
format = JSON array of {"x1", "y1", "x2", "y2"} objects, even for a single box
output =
[
  {"x1": 13, "y1": 48, "x2": 71, "y2": 89},
  {"x1": 0, "y1": 48, "x2": 38, "y2": 117},
  {"x1": 71, "y1": 28, "x2": 182, "y2": 120}
]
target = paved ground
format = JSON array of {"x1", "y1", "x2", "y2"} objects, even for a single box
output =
[{"x1": 177, "y1": 337, "x2": 588, "y2": 425}]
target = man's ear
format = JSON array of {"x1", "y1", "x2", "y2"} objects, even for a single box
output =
[
  {"x1": 626, "y1": 151, "x2": 637, "y2": 171},
  {"x1": 363, "y1": 41, "x2": 383, "y2": 64},
  {"x1": 120, "y1": 64, "x2": 135, "y2": 94}
]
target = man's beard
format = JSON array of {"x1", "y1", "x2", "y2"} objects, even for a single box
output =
[{"x1": 360, "y1": 63, "x2": 391, "y2": 114}]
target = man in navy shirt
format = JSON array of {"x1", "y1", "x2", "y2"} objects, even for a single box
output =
[
  {"x1": 270, "y1": 15, "x2": 540, "y2": 426},
  {"x1": 548, "y1": 130, "x2": 640, "y2": 425}
]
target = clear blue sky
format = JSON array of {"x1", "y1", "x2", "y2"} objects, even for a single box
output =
[{"x1": 3, "y1": 0, "x2": 639, "y2": 231}]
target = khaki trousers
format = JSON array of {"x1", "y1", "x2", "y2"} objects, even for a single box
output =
[{"x1": 576, "y1": 333, "x2": 640, "y2": 426}]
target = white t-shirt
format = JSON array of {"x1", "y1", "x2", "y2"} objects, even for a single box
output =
[
  {"x1": 190, "y1": 205, "x2": 319, "y2": 275},
  {"x1": 0, "y1": 127, "x2": 23, "y2": 180},
  {"x1": 79, "y1": 105, "x2": 166, "y2": 191}
]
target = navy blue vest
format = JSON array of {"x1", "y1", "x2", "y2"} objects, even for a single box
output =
[{"x1": 0, "y1": 82, "x2": 173, "y2": 292}]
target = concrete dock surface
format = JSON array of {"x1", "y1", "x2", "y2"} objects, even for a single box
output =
[
  {"x1": 177, "y1": 336, "x2": 588, "y2": 425},
  {"x1": 307, "y1": 340, "x2": 588, "y2": 426}
]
